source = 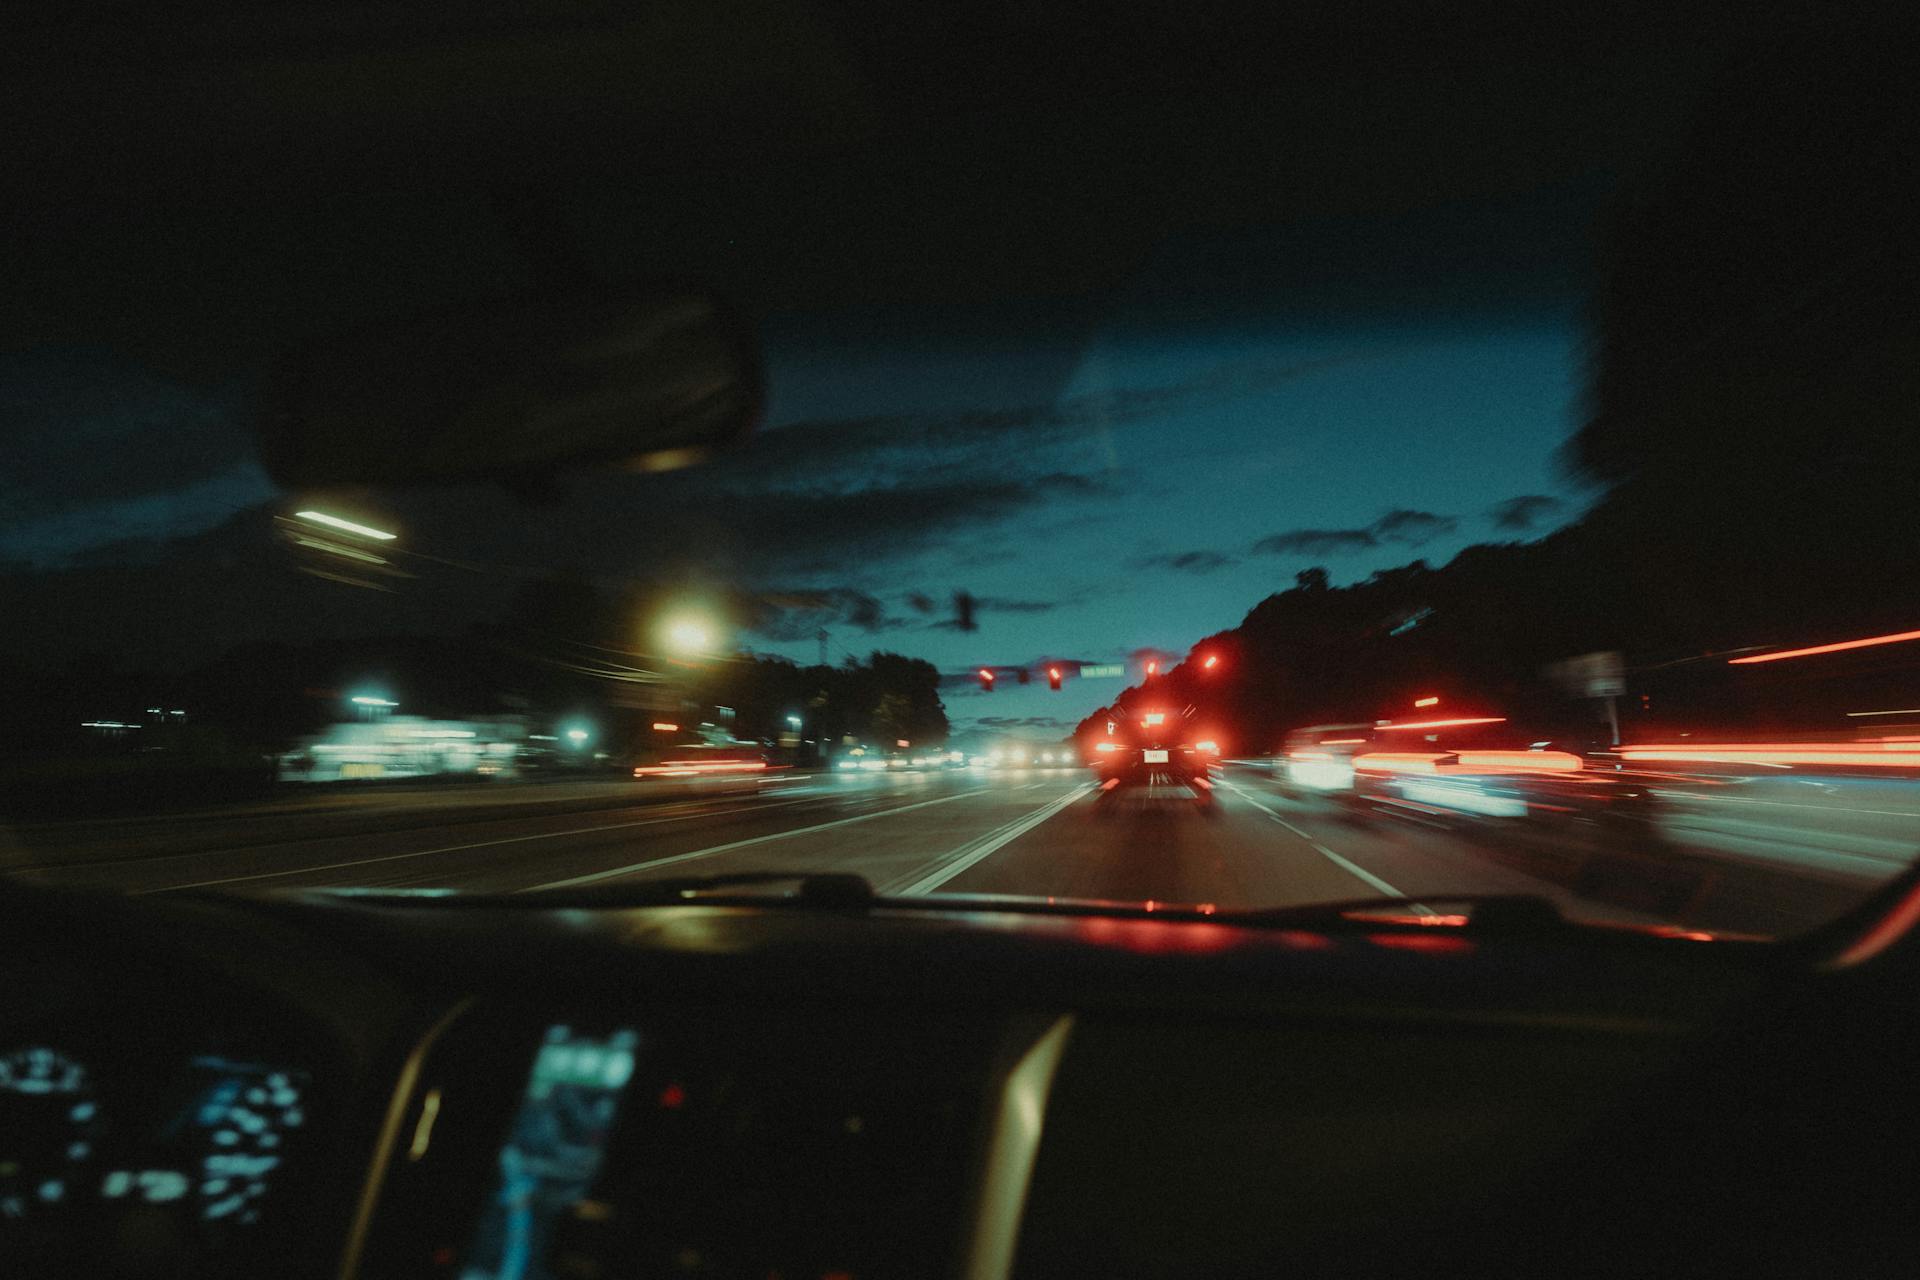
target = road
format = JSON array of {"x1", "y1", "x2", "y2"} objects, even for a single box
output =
[{"x1": 6, "y1": 766, "x2": 1901, "y2": 936}]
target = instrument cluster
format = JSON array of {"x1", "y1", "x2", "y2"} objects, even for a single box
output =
[{"x1": 0, "y1": 1042, "x2": 312, "y2": 1272}]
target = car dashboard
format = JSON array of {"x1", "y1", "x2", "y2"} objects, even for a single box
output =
[{"x1": 3, "y1": 880, "x2": 1916, "y2": 1280}]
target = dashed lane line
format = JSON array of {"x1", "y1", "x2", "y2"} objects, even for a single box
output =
[
  {"x1": 525, "y1": 787, "x2": 997, "y2": 892},
  {"x1": 1220, "y1": 780, "x2": 1434, "y2": 913}
]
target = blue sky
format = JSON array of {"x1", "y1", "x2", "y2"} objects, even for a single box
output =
[{"x1": 746, "y1": 304, "x2": 1585, "y2": 741}]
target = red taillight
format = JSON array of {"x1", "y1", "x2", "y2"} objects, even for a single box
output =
[
  {"x1": 1730, "y1": 627, "x2": 1920, "y2": 664},
  {"x1": 633, "y1": 759, "x2": 769, "y2": 776}
]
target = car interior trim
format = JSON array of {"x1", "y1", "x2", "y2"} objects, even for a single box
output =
[
  {"x1": 961, "y1": 1013, "x2": 1075, "y2": 1280},
  {"x1": 334, "y1": 996, "x2": 474, "y2": 1280}
]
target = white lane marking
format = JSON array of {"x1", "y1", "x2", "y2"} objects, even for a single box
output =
[
  {"x1": 894, "y1": 783, "x2": 1094, "y2": 896},
  {"x1": 138, "y1": 794, "x2": 833, "y2": 894},
  {"x1": 525, "y1": 787, "x2": 995, "y2": 891},
  {"x1": 1220, "y1": 781, "x2": 1432, "y2": 912}
]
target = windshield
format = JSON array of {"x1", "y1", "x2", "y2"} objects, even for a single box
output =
[{"x1": 4, "y1": 2, "x2": 1916, "y2": 940}]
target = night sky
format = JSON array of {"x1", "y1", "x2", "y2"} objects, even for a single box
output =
[
  {"x1": 0, "y1": 234, "x2": 1586, "y2": 743},
  {"x1": 1, "y1": 2, "x2": 1753, "y2": 743}
]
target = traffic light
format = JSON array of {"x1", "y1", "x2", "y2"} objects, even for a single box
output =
[
  {"x1": 1047, "y1": 667, "x2": 1062, "y2": 691},
  {"x1": 1145, "y1": 660, "x2": 1159, "y2": 677},
  {"x1": 978, "y1": 668, "x2": 996, "y2": 692},
  {"x1": 1016, "y1": 668, "x2": 1031, "y2": 685},
  {"x1": 1202, "y1": 654, "x2": 1219, "y2": 670}
]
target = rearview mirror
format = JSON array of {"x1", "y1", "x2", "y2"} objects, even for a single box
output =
[{"x1": 256, "y1": 286, "x2": 762, "y2": 492}]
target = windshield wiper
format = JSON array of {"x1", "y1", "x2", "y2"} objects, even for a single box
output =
[
  {"x1": 564, "y1": 871, "x2": 877, "y2": 908},
  {"x1": 1218, "y1": 894, "x2": 1570, "y2": 933}
]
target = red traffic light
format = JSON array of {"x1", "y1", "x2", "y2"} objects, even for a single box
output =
[
  {"x1": 1145, "y1": 661, "x2": 1159, "y2": 676},
  {"x1": 1047, "y1": 666, "x2": 1062, "y2": 691},
  {"x1": 978, "y1": 667, "x2": 996, "y2": 691},
  {"x1": 1202, "y1": 654, "x2": 1219, "y2": 670}
]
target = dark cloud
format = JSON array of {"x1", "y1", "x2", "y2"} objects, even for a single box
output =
[
  {"x1": 739, "y1": 348, "x2": 1382, "y2": 494},
  {"x1": 1251, "y1": 509, "x2": 1459, "y2": 558},
  {"x1": 0, "y1": 350, "x2": 256, "y2": 521},
  {"x1": 1134, "y1": 549, "x2": 1237, "y2": 574},
  {"x1": 1250, "y1": 528, "x2": 1379, "y2": 557},
  {"x1": 747, "y1": 588, "x2": 906, "y2": 641},
  {"x1": 547, "y1": 469, "x2": 1110, "y2": 580},
  {"x1": 1487, "y1": 494, "x2": 1564, "y2": 531},
  {"x1": 1371, "y1": 509, "x2": 1458, "y2": 545},
  {"x1": 904, "y1": 592, "x2": 936, "y2": 614},
  {"x1": 975, "y1": 597, "x2": 1056, "y2": 614}
]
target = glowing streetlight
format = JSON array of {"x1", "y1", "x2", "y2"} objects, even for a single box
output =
[
  {"x1": 661, "y1": 614, "x2": 717, "y2": 655},
  {"x1": 786, "y1": 715, "x2": 803, "y2": 728}
]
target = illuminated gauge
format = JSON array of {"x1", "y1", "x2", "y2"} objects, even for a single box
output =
[
  {"x1": 182, "y1": 1061, "x2": 308, "y2": 1228},
  {"x1": 0, "y1": 1047, "x2": 87, "y2": 1096},
  {"x1": 0, "y1": 1047, "x2": 104, "y2": 1221}
]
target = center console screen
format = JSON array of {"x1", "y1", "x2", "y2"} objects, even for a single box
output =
[{"x1": 458, "y1": 1025, "x2": 637, "y2": 1280}]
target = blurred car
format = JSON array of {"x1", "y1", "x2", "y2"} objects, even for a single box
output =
[
  {"x1": 632, "y1": 742, "x2": 771, "y2": 782},
  {"x1": 1089, "y1": 705, "x2": 1217, "y2": 793},
  {"x1": 1275, "y1": 723, "x2": 1377, "y2": 793}
]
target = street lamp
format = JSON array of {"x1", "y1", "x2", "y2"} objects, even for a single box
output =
[
  {"x1": 786, "y1": 715, "x2": 803, "y2": 729},
  {"x1": 660, "y1": 613, "x2": 717, "y2": 656}
]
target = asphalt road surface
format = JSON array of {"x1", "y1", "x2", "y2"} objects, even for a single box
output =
[{"x1": 7, "y1": 766, "x2": 1906, "y2": 936}]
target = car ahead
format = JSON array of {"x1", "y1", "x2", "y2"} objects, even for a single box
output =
[{"x1": 1088, "y1": 704, "x2": 1218, "y2": 795}]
